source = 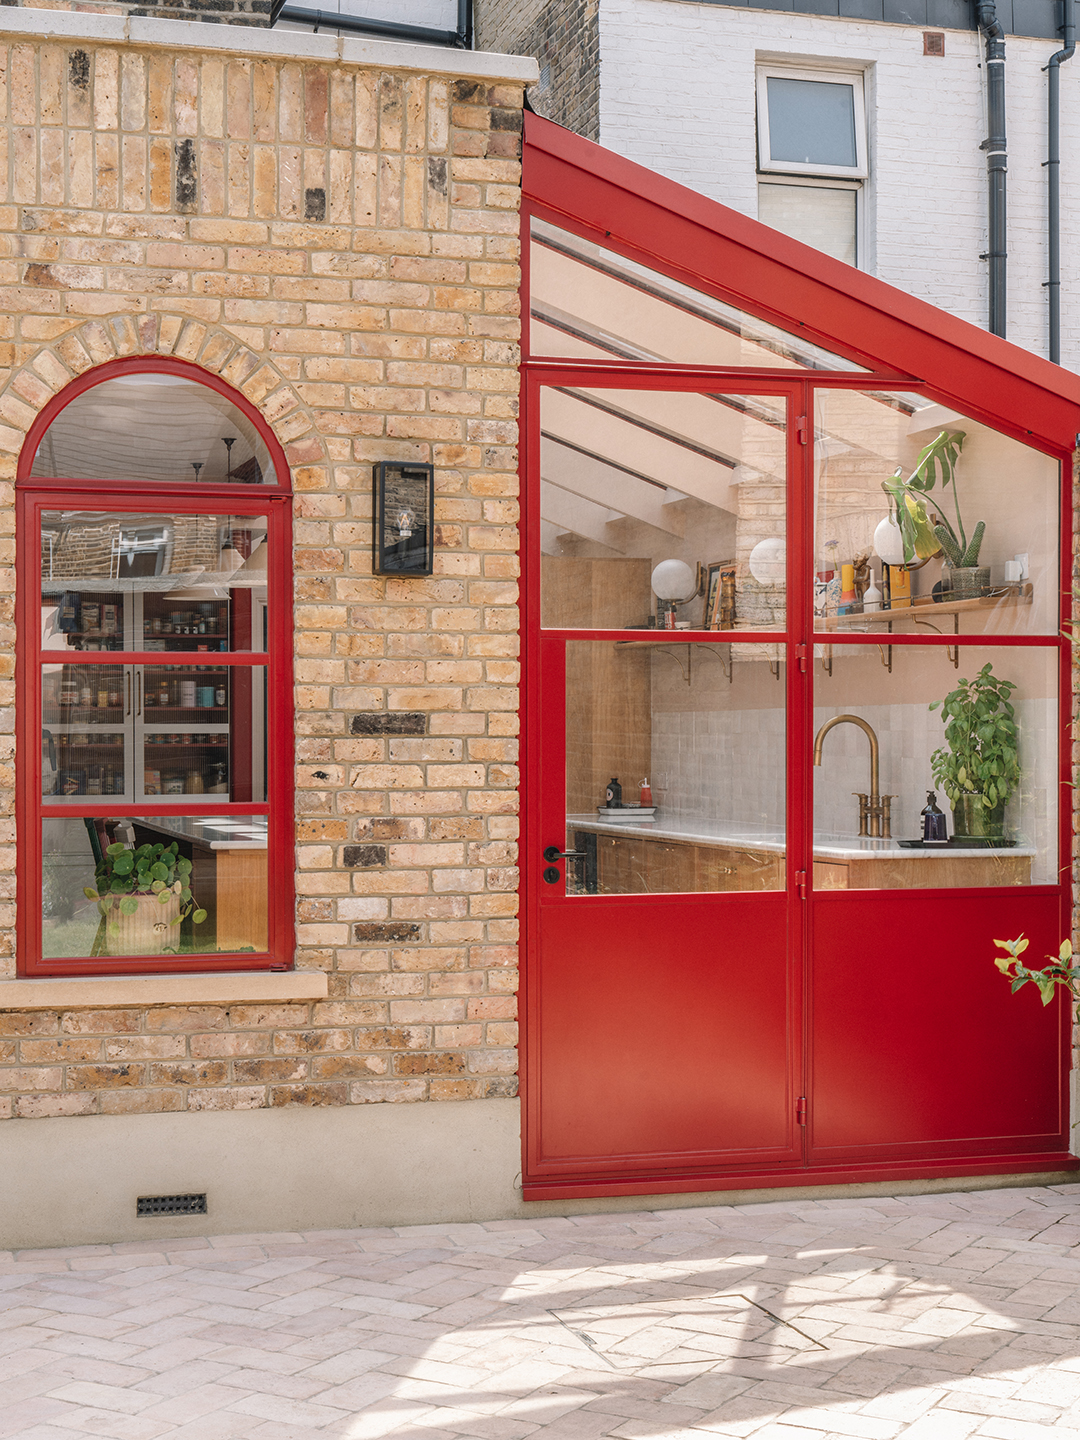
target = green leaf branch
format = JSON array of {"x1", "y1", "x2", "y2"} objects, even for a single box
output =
[{"x1": 994, "y1": 935, "x2": 1079, "y2": 1007}]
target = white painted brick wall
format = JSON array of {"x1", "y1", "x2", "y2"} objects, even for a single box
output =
[{"x1": 598, "y1": 0, "x2": 1080, "y2": 371}]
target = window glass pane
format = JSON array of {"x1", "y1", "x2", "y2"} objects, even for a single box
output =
[
  {"x1": 758, "y1": 183, "x2": 857, "y2": 266},
  {"x1": 540, "y1": 387, "x2": 787, "y2": 631},
  {"x1": 813, "y1": 391, "x2": 1060, "y2": 636},
  {"x1": 42, "y1": 665, "x2": 266, "y2": 805},
  {"x1": 41, "y1": 511, "x2": 268, "y2": 652},
  {"x1": 812, "y1": 645, "x2": 1056, "y2": 888},
  {"x1": 529, "y1": 218, "x2": 870, "y2": 370},
  {"x1": 31, "y1": 374, "x2": 281, "y2": 485},
  {"x1": 766, "y1": 77, "x2": 857, "y2": 168},
  {"x1": 565, "y1": 640, "x2": 785, "y2": 894},
  {"x1": 41, "y1": 814, "x2": 267, "y2": 958}
]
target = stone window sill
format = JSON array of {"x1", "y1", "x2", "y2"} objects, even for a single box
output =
[{"x1": 0, "y1": 970, "x2": 328, "y2": 1011}]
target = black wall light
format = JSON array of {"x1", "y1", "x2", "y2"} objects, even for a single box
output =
[{"x1": 372, "y1": 462, "x2": 435, "y2": 576}]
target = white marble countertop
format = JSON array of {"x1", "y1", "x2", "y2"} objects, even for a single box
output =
[
  {"x1": 566, "y1": 813, "x2": 1035, "y2": 860},
  {"x1": 135, "y1": 815, "x2": 268, "y2": 850}
]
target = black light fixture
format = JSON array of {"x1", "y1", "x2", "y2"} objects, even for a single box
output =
[
  {"x1": 191, "y1": 461, "x2": 203, "y2": 482},
  {"x1": 223, "y1": 437, "x2": 236, "y2": 480},
  {"x1": 372, "y1": 461, "x2": 434, "y2": 576}
]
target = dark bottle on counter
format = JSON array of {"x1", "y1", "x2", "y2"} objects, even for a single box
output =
[
  {"x1": 605, "y1": 777, "x2": 622, "y2": 808},
  {"x1": 921, "y1": 790, "x2": 948, "y2": 846}
]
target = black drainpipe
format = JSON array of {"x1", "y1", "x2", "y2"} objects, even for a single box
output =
[
  {"x1": 1046, "y1": 0, "x2": 1075, "y2": 363},
  {"x1": 976, "y1": 0, "x2": 1008, "y2": 337},
  {"x1": 272, "y1": 0, "x2": 472, "y2": 48}
]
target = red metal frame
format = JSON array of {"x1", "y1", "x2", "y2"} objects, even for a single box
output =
[
  {"x1": 18, "y1": 361, "x2": 294, "y2": 976},
  {"x1": 520, "y1": 114, "x2": 1079, "y2": 1201}
]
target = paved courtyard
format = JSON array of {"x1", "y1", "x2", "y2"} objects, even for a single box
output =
[{"x1": 6, "y1": 1186, "x2": 1080, "y2": 1439}]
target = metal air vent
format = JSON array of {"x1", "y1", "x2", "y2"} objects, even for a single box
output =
[{"x1": 136, "y1": 1193, "x2": 207, "y2": 1217}]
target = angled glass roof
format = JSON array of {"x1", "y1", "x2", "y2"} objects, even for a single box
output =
[{"x1": 530, "y1": 218, "x2": 871, "y2": 372}]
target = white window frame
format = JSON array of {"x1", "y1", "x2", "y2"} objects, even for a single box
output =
[
  {"x1": 756, "y1": 65, "x2": 868, "y2": 179},
  {"x1": 756, "y1": 174, "x2": 865, "y2": 268}
]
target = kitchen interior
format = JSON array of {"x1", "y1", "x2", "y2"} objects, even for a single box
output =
[
  {"x1": 34, "y1": 373, "x2": 273, "y2": 958},
  {"x1": 534, "y1": 225, "x2": 1059, "y2": 894}
]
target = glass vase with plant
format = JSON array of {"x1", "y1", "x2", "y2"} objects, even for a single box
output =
[
  {"x1": 85, "y1": 839, "x2": 207, "y2": 956},
  {"x1": 929, "y1": 661, "x2": 1020, "y2": 843}
]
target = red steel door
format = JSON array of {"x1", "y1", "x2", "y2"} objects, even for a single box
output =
[{"x1": 523, "y1": 375, "x2": 807, "y2": 1193}]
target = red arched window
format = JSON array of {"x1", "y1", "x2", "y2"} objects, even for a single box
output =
[{"x1": 17, "y1": 358, "x2": 293, "y2": 975}]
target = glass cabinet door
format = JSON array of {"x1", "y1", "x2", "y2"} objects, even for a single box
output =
[{"x1": 42, "y1": 661, "x2": 130, "y2": 801}]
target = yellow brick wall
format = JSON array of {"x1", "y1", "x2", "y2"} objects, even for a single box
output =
[{"x1": 0, "y1": 37, "x2": 524, "y2": 1117}]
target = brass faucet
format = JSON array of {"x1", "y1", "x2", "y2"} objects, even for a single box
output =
[{"x1": 813, "y1": 713, "x2": 895, "y2": 838}]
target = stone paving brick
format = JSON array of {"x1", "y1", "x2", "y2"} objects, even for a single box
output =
[{"x1": 10, "y1": 1188, "x2": 1080, "y2": 1437}]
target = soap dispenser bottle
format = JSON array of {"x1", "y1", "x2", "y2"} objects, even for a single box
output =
[
  {"x1": 921, "y1": 790, "x2": 948, "y2": 846},
  {"x1": 605, "y1": 777, "x2": 622, "y2": 809}
]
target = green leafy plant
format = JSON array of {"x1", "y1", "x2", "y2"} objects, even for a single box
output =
[
  {"x1": 929, "y1": 662, "x2": 1020, "y2": 812},
  {"x1": 84, "y1": 840, "x2": 206, "y2": 938},
  {"x1": 994, "y1": 935, "x2": 1078, "y2": 1007},
  {"x1": 882, "y1": 428, "x2": 985, "y2": 567}
]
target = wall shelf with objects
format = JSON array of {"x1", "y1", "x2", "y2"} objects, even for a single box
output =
[{"x1": 821, "y1": 584, "x2": 1033, "y2": 630}]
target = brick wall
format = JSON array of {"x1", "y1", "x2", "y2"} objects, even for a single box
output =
[
  {"x1": 0, "y1": 31, "x2": 526, "y2": 1118},
  {"x1": 475, "y1": 0, "x2": 598, "y2": 141},
  {"x1": 5, "y1": 0, "x2": 270, "y2": 28}
]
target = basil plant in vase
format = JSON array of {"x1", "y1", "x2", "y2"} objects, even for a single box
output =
[
  {"x1": 882, "y1": 428, "x2": 990, "y2": 598},
  {"x1": 929, "y1": 662, "x2": 1020, "y2": 844},
  {"x1": 86, "y1": 840, "x2": 207, "y2": 957}
]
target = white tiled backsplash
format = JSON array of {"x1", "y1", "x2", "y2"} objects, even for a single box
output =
[{"x1": 649, "y1": 697, "x2": 1056, "y2": 882}]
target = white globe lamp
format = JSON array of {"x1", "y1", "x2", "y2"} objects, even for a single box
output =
[
  {"x1": 873, "y1": 514, "x2": 906, "y2": 566},
  {"x1": 748, "y1": 537, "x2": 785, "y2": 585},
  {"x1": 651, "y1": 558, "x2": 698, "y2": 628},
  {"x1": 650, "y1": 558, "x2": 697, "y2": 602}
]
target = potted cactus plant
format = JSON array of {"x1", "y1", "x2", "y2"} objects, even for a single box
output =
[
  {"x1": 85, "y1": 839, "x2": 207, "y2": 956},
  {"x1": 882, "y1": 428, "x2": 989, "y2": 597},
  {"x1": 929, "y1": 662, "x2": 1020, "y2": 844}
]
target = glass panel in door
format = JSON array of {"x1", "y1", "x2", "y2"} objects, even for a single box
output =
[
  {"x1": 540, "y1": 388, "x2": 788, "y2": 631},
  {"x1": 813, "y1": 391, "x2": 1060, "y2": 636},
  {"x1": 812, "y1": 643, "x2": 1058, "y2": 889},
  {"x1": 563, "y1": 640, "x2": 786, "y2": 894}
]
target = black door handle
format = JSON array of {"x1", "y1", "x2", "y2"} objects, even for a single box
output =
[{"x1": 544, "y1": 846, "x2": 586, "y2": 863}]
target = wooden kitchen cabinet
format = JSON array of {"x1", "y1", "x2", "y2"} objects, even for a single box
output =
[
  {"x1": 573, "y1": 827, "x2": 1027, "y2": 895},
  {"x1": 582, "y1": 830, "x2": 784, "y2": 894},
  {"x1": 813, "y1": 854, "x2": 1031, "y2": 889}
]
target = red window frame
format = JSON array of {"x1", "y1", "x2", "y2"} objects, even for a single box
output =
[{"x1": 17, "y1": 356, "x2": 295, "y2": 976}]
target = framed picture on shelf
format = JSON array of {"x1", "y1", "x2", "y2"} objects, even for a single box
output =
[
  {"x1": 703, "y1": 563, "x2": 723, "y2": 629},
  {"x1": 705, "y1": 560, "x2": 737, "y2": 630}
]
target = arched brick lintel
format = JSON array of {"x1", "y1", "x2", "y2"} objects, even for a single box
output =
[{"x1": 3, "y1": 312, "x2": 326, "y2": 486}]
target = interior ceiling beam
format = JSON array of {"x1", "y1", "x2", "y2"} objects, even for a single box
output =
[
  {"x1": 554, "y1": 388, "x2": 739, "y2": 468},
  {"x1": 541, "y1": 390, "x2": 740, "y2": 515},
  {"x1": 539, "y1": 481, "x2": 627, "y2": 550},
  {"x1": 540, "y1": 435, "x2": 685, "y2": 536}
]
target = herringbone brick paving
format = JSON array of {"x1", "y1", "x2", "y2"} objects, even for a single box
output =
[{"x1": 5, "y1": 1186, "x2": 1080, "y2": 1438}]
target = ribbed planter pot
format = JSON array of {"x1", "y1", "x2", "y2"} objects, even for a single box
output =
[
  {"x1": 944, "y1": 565, "x2": 991, "y2": 599},
  {"x1": 104, "y1": 892, "x2": 181, "y2": 956},
  {"x1": 951, "y1": 794, "x2": 1006, "y2": 844}
]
